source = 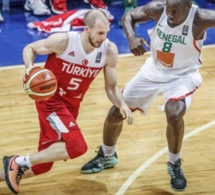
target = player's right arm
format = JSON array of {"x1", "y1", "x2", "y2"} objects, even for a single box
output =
[
  {"x1": 103, "y1": 41, "x2": 133, "y2": 125},
  {"x1": 23, "y1": 32, "x2": 69, "y2": 74},
  {"x1": 121, "y1": 0, "x2": 165, "y2": 56}
]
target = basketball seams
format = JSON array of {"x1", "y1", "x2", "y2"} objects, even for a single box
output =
[
  {"x1": 23, "y1": 67, "x2": 57, "y2": 101},
  {"x1": 24, "y1": 69, "x2": 51, "y2": 90},
  {"x1": 25, "y1": 78, "x2": 57, "y2": 91},
  {"x1": 27, "y1": 69, "x2": 51, "y2": 85}
]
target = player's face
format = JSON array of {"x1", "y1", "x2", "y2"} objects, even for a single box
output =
[
  {"x1": 88, "y1": 21, "x2": 110, "y2": 48},
  {"x1": 166, "y1": 0, "x2": 191, "y2": 27}
]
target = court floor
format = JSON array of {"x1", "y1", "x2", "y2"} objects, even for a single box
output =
[
  {"x1": 0, "y1": 1, "x2": 215, "y2": 194},
  {"x1": 0, "y1": 47, "x2": 215, "y2": 194}
]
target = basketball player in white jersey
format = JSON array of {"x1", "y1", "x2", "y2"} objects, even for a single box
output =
[
  {"x1": 0, "y1": 10, "x2": 133, "y2": 194},
  {"x1": 81, "y1": 0, "x2": 215, "y2": 192}
]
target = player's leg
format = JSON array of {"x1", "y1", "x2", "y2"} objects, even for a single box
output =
[
  {"x1": 81, "y1": 73, "x2": 159, "y2": 174},
  {"x1": 3, "y1": 132, "x2": 86, "y2": 194},
  {"x1": 24, "y1": 0, "x2": 51, "y2": 16},
  {"x1": 163, "y1": 75, "x2": 201, "y2": 192},
  {"x1": 165, "y1": 99, "x2": 186, "y2": 155},
  {"x1": 81, "y1": 105, "x2": 122, "y2": 174},
  {"x1": 165, "y1": 99, "x2": 187, "y2": 192},
  {"x1": 0, "y1": 163, "x2": 36, "y2": 181},
  {"x1": 3, "y1": 137, "x2": 86, "y2": 194},
  {"x1": 2, "y1": 99, "x2": 87, "y2": 194}
]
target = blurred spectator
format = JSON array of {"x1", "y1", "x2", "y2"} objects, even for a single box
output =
[
  {"x1": 24, "y1": 0, "x2": 52, "y2": 15},
  {"x1": 24, "y1": 0, "x2": 107, "y2": 16},
  {"x1": 24, "y1": 0, "x2": 67, "y2": 15},
  {"x1": 50, "y1": 0, "x2": 68, "y2": 14},
  {"x1": 1, "y1": 0, "x2": 10, "y2": 22},
  {"x1": 191, "y1": 0, "x2": 197, "y2": 4},
  {"x1": 2, "y1": 0, "x2": 10, "y2": 11},
  {"x1": 123, "y1": 0, "x2": 137, "y2": 13},
  {"x1": 118, "y1": 0, "x2": 198, "y2": 26},
  {"x1": 0, "y1": 11, "x2": 3, "y2": 22},
  {"x1": 84, "y1": 0, "x2": 107, "y2": 9},
  {"x1": 119, "y1": 0, "x2": 137, "y2": 26}
]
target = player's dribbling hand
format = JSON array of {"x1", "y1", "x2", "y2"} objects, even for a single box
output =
[
  {"x1": 119, "y1": 106, "x2": 134, "y2": 125},
  {"x1": 23, "y1": 65, "x2": 41, "y2": 82},
  {"x1": 128, "y1": 35, "x2": 149, "y2": 56}
]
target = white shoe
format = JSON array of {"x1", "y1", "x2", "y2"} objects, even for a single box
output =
[
  {"x1": 0, "y1": 11, "x2": 3, "y2": 22},
  {"x1": 24, "y1": 0, "x2": 51, "y2": 16}
]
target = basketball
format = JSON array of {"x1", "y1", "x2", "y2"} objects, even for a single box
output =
[{"x1": 23, "y1": 67, "x2": 57, "y2": 101}]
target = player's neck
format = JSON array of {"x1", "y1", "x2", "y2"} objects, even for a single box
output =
[{"x1": 80, "y1": 32, "x2": 95, "y2": 54}]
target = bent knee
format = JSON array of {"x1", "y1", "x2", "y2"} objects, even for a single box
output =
[
  {"x1": 107, "y1": 106, "x2": 124, "y2": 121},
  {"x1": 165, "y1": 101, "x2": 186, "y2": 120},
  {"x1": 66, "y1": 140, "x2": 87, "y2": 159},
  {"x1": 63, "y1": 130, "x2": 87, "y2": 159}
]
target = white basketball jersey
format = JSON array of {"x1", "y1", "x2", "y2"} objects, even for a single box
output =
[
  {"x1": 140, "y1": 4, "x2": 205, "y2": 82},
  {"x1": 45, "y1": 31, "x2": 109, "y2": 105},
  {"x1": 58, "y1": 31, "x2": 108, "y2": 68}
]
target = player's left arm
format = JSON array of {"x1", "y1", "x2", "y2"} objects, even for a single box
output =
[
  {"x1": 103, "y1": 41, "x2": 133, "y2": 125},
  {"x1": 194, "y1": 8, "x2": 215, "y2": 39}
]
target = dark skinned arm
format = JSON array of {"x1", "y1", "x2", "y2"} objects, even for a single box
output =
[
  {"x1": 121, "y1": 0, "x2": 165, "y2": 56},
  {"x1": 193, "y1": 8, "x2": 215, "y2": 40}
]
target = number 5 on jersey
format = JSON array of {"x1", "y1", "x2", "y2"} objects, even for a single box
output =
[{"x1": 67, "y1": 78, "x2": 82, "y2": 90}]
